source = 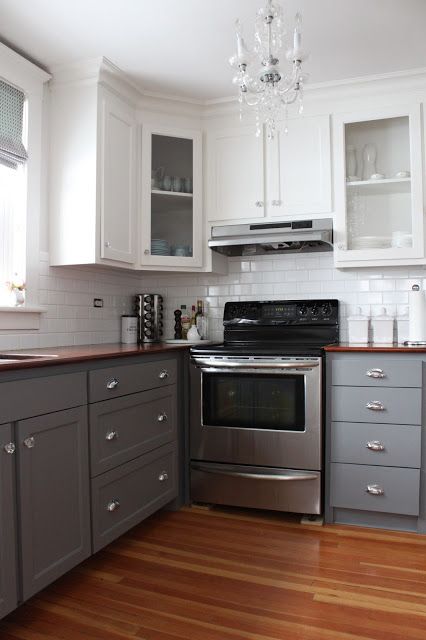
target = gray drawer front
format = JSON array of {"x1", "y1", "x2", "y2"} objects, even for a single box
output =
[
  {"x1": 331, "y1": 422, "x2": 421, "y2": 468},
  {"x1": 331, "y1": 358, "x2": 422, "y2": 388},
  {"x1": 89, "y1": 358, "x2": 177, "y2": 403},
  {"x1": 330, "y1": 463, "x2": 420, "y2": 516},
  {"x1": 332, "y1": 386, "x2": 421, "y2": 425},
  {"x1": 89, "y1": 386, "x2": 177, "y2": 476},
  {"x1": 0, "y1": 372, "x2": 86, "y2": 424},
  {"x1": 91, "y1": 443, "x2": 177, "y2": 552}
]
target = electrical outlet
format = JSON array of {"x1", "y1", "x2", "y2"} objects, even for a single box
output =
[{"x1": 93, "y1": 298, "x2": 104, "y2": 308}]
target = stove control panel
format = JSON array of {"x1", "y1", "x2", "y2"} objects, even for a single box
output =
[{"x1": 224, "y1": 299, "x2": 338, "y2": 325}]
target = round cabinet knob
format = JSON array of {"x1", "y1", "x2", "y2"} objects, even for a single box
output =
[
  {"x1": 158, "y1": 471, "x2": 169, "y2": 482},
  {"x1": 104, "y1": 241, "x2": 111, "y2": 248},
  {"x1": 159, "y1": 370, "x2": 169, "y2": 380},
  {"x1": 106, "y1": 499, "x2": 120, "y2": 512},
  {"x1": 105, "y1": 430, "x2": 118, "y2": 441},
  {"x1": 144, "y1": 249, "x2": 150, "y2": 255},
  {"x1": 23, "y1": 436, "x2": 35, "y2": 449},
  {"x1": 366, "y1": 484, "x2": 384, "y2": 496},
  {"x1": 157, "y1": 413, "x2": 168, "y2": 422},
  {"x1": 3, "y1": 442, "x2": 15, "y2": 455},
  {"x1": 106, "y1": 378, "x2": 119, "y2": 390},
  {"x1": 255, "y1": 200, "x2": 264, "y2": 207}
]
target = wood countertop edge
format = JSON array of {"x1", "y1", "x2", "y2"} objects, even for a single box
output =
[{"x1": 0, "y1": 342, "x2": 192, "y2": 372}]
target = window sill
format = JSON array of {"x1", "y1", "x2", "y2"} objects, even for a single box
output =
[{"x1": 0, "y1": 305, "x2": 47, "y2": 330}]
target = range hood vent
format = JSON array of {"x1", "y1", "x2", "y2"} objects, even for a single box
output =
[{"x1": 208, "y1": 219, "x2": 333, "y2": 257}]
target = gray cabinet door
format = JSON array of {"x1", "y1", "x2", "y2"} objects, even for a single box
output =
[
  {"x1": 0, "y1": 424, "x2": 18, "y2": 618},
  {"x1": 17, "y1": 407, "x2": 91, "y2": 600}
]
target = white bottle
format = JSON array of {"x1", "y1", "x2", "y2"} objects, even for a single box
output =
[
  {"x1": 347, "y1": 307, "x2": 369, "y2": 344},
  {"x1": 187, "y1": 324, "x2": 201, "y2": 342},
  {"x1": 371, "y1": 308, "x2": 394, "y2": 344}
]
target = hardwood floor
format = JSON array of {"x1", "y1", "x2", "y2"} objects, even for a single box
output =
[{"x1": 2, "y1": 506, "x2": 426, "y2": 639}]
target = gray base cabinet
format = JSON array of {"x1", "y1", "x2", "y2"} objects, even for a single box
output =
[
  {"x1": 0, "y1": 424, "x2": 18, "y2": 619},
  {"x1": 17, "y1": 407, "x2": 91, "y2": 600}
]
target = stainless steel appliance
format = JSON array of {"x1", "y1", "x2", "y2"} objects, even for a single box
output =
[
  {"x1": 190, "y1": 299, "x2": 339, "y2": 515},
  {"x1": 134, "y1": 294, "x2": 164, "y2": 343},
  {"x1": 208, "y1": 218, "x2": 333, "y2": 256}
]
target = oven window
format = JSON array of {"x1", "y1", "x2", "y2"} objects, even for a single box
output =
[{"x1": 202, "y1": 372, "x2": 305, "y2": 431}]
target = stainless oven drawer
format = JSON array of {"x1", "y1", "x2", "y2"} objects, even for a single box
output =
[{"x1": 191, "y1": 462, "x2": 321, "y2": 515}]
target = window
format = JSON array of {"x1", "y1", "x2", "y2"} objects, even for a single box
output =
[{"x1": 0, "y1": 79, "x2": 27, "y2": 305}]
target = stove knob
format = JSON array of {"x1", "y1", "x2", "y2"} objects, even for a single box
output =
[
  {"x1": 311, "y1": 304, "x2": 319, "y2": 317},
  {"x1": 298, "y1": 304, "x2": 308, "y2": 316},
  {"x1": 321, "y1": 302, "x2": 332, "y2": 317}
]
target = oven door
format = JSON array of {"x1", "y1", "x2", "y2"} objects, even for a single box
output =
[{"x1": 190, "y1": 357, "x2": 322, "y2": 470}]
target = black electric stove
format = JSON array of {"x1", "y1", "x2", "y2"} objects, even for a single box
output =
[{"x1": 191, "y1": 299, "x2": 340, "y2": 357}]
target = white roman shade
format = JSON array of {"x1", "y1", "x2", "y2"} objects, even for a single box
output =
[{"x1": 0, "y1": 79, "x2": 27, "y2": 169}]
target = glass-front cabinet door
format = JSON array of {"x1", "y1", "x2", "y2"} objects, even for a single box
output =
[
  {"x1": 333, "y1": 104, "x2": 424, "y2": 267},
  {"x1": 140, "y1": 125, "x2": 202, "y2": 268}
]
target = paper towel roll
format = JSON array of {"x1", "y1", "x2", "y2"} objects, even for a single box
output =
[{"x1": 409, "y1": 287, "x2": 426, "y2": 342}]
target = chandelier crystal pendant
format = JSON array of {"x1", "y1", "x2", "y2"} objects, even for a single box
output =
[{"x1": 229, "y1": 0, "x2": 308, "y2": 139}]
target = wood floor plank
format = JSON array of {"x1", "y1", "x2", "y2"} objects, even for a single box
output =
[{"x1": 2, "y1": 507, "x2": 426, "y2": 639}]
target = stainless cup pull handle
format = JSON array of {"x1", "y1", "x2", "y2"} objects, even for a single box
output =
[
  {"x1": 106, "y1": 499, "x2": 120, "y2": 512},
  {"x1": 255, "y1": 200, "x2": 264, "y2": 207},
  {"x1": 23, "y1": 436, "x2": 35, "y2": 449},
  {"x1": 366, "y1": 368, "x2": 385, "y2": 379},
  {"x1": 271, "y1": 199, "x2": 281, "y2": 206},
  {"x1": 366, "y1": 484, "x2": 385, "y2": 496},
  {"x1": 157, "y1": 413, "x2": 168, "y2": 423},
  {"x1": 159, "y1": 370, "x2": 169, "y2": 380},
  {"x1": 366, "y1": 401, "x2": 385, "y2": 411},
  {"x1": 3, "y1": 442, "x2": 16, "y2": 455},
  {"x1": 106, "y1": 378, "x2": 119, "y2": 390},
  {"x1": 158, "y1": 471, "x2": 169, "y2": 482},
  {"x1": 366, "y1": 440, "x2": 385, "y2": 452},
  {"x1": 105, "y1": 430, "x2": 118, "y2": 441}
]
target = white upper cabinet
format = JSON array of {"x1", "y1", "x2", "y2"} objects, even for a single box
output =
[
  {"x1": 100, "y1": 91, "x2": 136, "y2": 264},
  {"x1": 207, "y1": 126, "x2": 265, "y2": 222},
  {"x1": 267, "y1": 114, "x2": 332, "y2": 216},
  {"x1": 333, "y1": 104, "x2": 424, "y2": 267},
  {"x1": 140, "y1": 125, "x2": 203, "y2": 268},
  {"x1": 50, "y1": 74, "x2": 137, "y2": 268}
]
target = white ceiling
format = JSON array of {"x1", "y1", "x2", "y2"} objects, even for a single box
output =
[{"x1": 1, "y1": 0, "x2": 426, "y2": 101}]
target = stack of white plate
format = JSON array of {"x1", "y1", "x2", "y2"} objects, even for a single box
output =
[
  {"x1": 351, "y1": 235, "x2": 391, "y2": 250},
  {"x1": 151, "y1": 239, "x2": 170, "y2": 255}
]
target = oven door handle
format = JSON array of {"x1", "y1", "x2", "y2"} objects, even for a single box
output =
[
  {"x1": 192, "y1": 463, "x2": 318, "y2": 482},
  {"x1": 192, "y1": 359, "x2": 319, "y2": 370}
]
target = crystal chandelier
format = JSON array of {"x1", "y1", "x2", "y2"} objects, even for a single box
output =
[{"x1": 230, "y1": 0, "x2": 308, "y2": 139}]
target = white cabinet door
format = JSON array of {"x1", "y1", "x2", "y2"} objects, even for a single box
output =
[
  {"x1": 99, "y1": 91, "x2": 136, "y2": 264},
  {"x1": 267, "y1": 114, "x2": 332, "y2": 216},
  {"x1": 207, "y1": 126, "x2": 265, "y2": 222},
  {"x1": 140, "y1": 125, "x2": 203, "y2": 268}
]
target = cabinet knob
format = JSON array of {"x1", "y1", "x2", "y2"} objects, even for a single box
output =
[
  {"x1": 271, "y1": 200, "x2": 281, "y2": 206},
  {"x1": 3, "y1": 442, "x2": 15, "y2": 455},
  {"x1": 366, "y1": 368, "x2": 385, "y2": 379},
  {"x1": 158, "y1": 370, "x2": 169, "y2": 380},
  {"x1": 105, "y1": 430, "x2": 118, "y2": 441},
  {"x1": 366, "y1": 484, "x2": 384, "y2": 496},
  {"x1": 158, "y1": 471, "x2": 169, "y2": 482},
  {"x1": 106, "y1": 377, "x2": 119, "y2": 390},
  {"x1": 366, "y1": 400, "x2": 385, "y2": 411},
  {"x1": 366, "y1": 440, "x2": 385, "y2": 452},
  {"x1": 337, "y1": 243, "x2": 347, "y2": 251},
  {"x1": 255, "y1": 201, "x2": 264, "y2": 207},
  {"x1": 157, "y1": 413, "x2": 168, "y2": 423},
  {"x1": 106, "y1": 499, "x2": 120, "y2": 512},
  {"x1": 144, "y1": 249, "x2": 150, "y2": 255},
  {"x1": 104, "y1": 241, "x2": 111, "y2": 248},
  {"x1": 23, "y1": 436, "x2": 35, "y2": 449}
]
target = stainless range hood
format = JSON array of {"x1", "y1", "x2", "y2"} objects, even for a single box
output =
[{"x1": 208, "y1": 218, "x2": 333, "y2": 257}]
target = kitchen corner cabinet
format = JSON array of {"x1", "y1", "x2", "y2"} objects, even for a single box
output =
[
  {"x1": 50, "y1": 81, "x2": 137, "y2": 268},
  {"x1": 333, "y1": 104, "x2": 425, "y2": 268},
  {"x1": 17, "y1": 406, "x2": 91, "y2": 600},
  {"x1": 0, "y1": 424, "x2": 18, "y2": 619},
  {"x1": 207, "y1": 115, "x2": 332, "y2": 224},
  {"x1": 140, "y1": 125, "x2": 203, "y2": 268}
]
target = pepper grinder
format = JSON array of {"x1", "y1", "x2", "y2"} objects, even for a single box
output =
[{"x1": 174, "y1": 309, "x2": 182, "y2": 339}]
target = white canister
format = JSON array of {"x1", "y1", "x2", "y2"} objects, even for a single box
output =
[
  {"x1": 121, "y1": 315, "x2": 138, "y2": 344},
  {"x1": 371, "y1": 308, "x2": 394, "y2": 344},
  {"x1": 396, "y1": 306, "x2": 410, "y2": 344},
  {"x1": 347, "y1": 307, "x2": 369, "y2": 344}
]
